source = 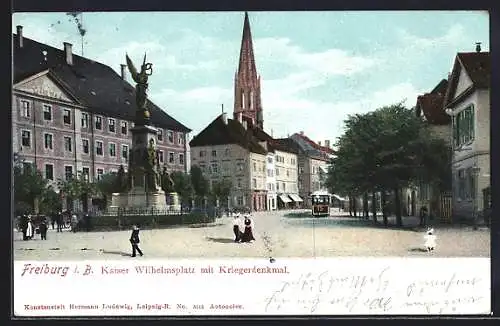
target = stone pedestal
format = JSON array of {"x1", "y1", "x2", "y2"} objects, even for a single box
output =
[{"x1": 167, "y1": 192, "x2": 181, "y2": 212}]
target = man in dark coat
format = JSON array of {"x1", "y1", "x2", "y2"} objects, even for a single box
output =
[
  {"x1": 129, "y1": 224, "x2": 144, "y2": 257},
  {"x1": 56, "y1": 211, "x2": 63, "y2": 232},
  {"x1": 20, "y1": 215, "x2": 28, "y2": 240},
  {"x1": 39, "y1": 217, "x2": 48, "y2": 240}
]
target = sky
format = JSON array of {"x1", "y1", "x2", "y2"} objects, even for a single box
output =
[{"x1": 12, "y1": 11, "x2": 489, "y2": 145}]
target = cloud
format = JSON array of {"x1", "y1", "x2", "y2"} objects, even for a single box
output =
[
  {"x1": 255, "y1": 37, "x2": 378, "y2": 76},
  {"x1": 397, "y1": 24, "x2": 465, "y2": 48}
]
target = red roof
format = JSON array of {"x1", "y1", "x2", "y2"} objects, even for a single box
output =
[{"x1": 295, "y1": 133, "x2": 336, "y2": 155}]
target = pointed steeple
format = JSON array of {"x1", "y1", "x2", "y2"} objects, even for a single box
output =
[
  {"x1": 234, "y1": 11, "x2": 264, "y2": 130},
  {"x1": 237, "y1": 11, "x2": 258, "y2": 84}
]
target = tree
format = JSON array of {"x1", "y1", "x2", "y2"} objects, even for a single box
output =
[
  {"x1": 39, "y1": 186, "x2": 62, "y2": 215},
  {"x1": 170, "y1": 171, "x2": 194, "y2": 205},
  {"x1": 95, "y1": 173, "x2": 121, "y2": 205},
  {"x1": 57, "y1": 172, "x2": 96, "y2": 212},
  {"x1": 190, "y1": 165, "x2": 209, "y2": 206},
  {"x1": 327, "y1": 102, "x2": 451, "y2": 227},
  {"x1": 209, "y1": 179, "x2": 233, "y2": 207},
  {"x1": 14, "y1": 163, "x2": 49, "y2": 215}
]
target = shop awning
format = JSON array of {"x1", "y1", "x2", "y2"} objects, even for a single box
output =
[
  {"x1": 332, "y1": 194, "x2": 346, "y2": 201},
  {"x1": 278, "y1": 194, "x2": 292, "y2": 203},
  {"x1": 319, "y1": 166, "x2": 329, "y2": 174},
  {"x1": 289, "y1": 194, "x2": 304, "y2": 202}
]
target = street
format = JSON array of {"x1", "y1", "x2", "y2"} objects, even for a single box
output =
[{"x1": 14, "y1": 210, "x2": 490, "y2": 260}]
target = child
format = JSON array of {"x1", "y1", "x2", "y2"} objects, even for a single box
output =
[
  {"x1": 39, "y1": 218, "x2": 48, "y2": 240},
  {"x1": 129, "y1": 224, "x2": 144, "y2": 257},
  {"x1": 424, "y1": 227, "x2": 436, "y2": 252}
]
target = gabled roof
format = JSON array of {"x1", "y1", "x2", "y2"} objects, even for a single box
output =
[
  {"x1": 289, "y1": 133, "x2": 334, "y2": 161},
  {"x1": 13, "y1": 33, "x2": 191, "y2": 132},
  {"x1": 272, "y1": 138, "x2": 300, "y2": 154},
  {"x1": 415, "y1": 79, "x2": 450, "y2": 125},
  {"x1": 444, "y1": 51, "x2": 490, "y2": 107},
  {"x1": 189, "y1": 115, "x2": 267, "y2": 155}
]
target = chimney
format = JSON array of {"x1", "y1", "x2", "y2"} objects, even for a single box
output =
[
  {"x1": 16, "y1": 25, "x2": 23, "y2": 48},
  {"x1": 300, "y1": 131, "x2": 304, "y2": 135},
  {"x1": 475, "y1": 42, "x2": 482, "y2": 53},
  {"x1": 318, "y1": 141, "x2": 322, "y2": 146},
  {"x1": 221, "y1": 112, "x2": 227, "y2": 125},
  {"x1": 64, "y1": 42, "x2": 73, "y2": 65},
  {"x1": 325, "y1": 140, "x2": 330, "y2": 148},
  {"x1": 120, "y1": 64, "x2": 127, "y2": 80}
]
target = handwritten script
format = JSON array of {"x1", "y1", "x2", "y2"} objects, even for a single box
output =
[{"x1": 264, "y1": 267, "x2": 486, "y2": 314}]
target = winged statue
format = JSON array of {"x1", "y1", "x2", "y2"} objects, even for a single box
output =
[{"x1": 126, "y1": 53, "x2": 153, "y2": 123}]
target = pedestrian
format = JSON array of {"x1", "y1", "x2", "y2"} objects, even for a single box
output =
[
  {"x1": 51, "y1": 213, "x2": 55, "y2": 230},
  {"x1": 129, "y1": 224, "x2": 143, "y2": 257},
  {"x1": 21, "y1": 214, "x2": 28, "y2": 240},
  {"x1": 419, "y1": 206, "x2": 428, "y2": 227},
  {"x1": 26, "y1": 216, "x2": 34, "y2": 240},
  {"x1": 232, "y1": 212, "x2": 243, "y2": 242},
  {"x1": 56, "y1": 211, "x2": 63, "y2": 232},
  {"x1": 71, "y1": 213, "x2": 78, "y2": 233},
  {"x1": 39, "y1": 217, "x2": 48, "y2": 240}
]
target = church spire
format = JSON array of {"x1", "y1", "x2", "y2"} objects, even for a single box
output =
[
  {"x1": 237, "y1": 11, "x2": 257, "y2": 83},
  {"x1": 234, "y1": 11, "x2": 264, "y2": 130}
]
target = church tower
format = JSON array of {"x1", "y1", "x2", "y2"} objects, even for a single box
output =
[{"x1": 233, "y1": 12, "x2": 263, "y2": 129}]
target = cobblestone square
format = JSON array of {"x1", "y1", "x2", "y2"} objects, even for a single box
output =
[{"x1": 14, "y1": 210, "x2": 490, "y2": 260}]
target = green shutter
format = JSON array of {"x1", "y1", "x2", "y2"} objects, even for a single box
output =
[{"x1": 470, "y1": 105, "x2": 475, "y2": 141}]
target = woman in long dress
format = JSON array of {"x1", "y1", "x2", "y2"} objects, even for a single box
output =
[
  {"x1": 26, "y1": 216, "x2": 34, "y2": 240},
  {"x1": 240, "y1": 215, "x2": 255, "y2": 243},
  {"x1": 232, "y1": 213, "x2": 243, "y2": 242}
]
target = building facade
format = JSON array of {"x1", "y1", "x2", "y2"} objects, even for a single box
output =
[
  {"x1": 444, "y1": 49, "x2": 490, "y2": 221},
  {"x1": 265, "y1": 152, "x2": 277, "y2": 210},
  {"x1": 13, "y1": 26, "x2": 191, "y2": 209}
]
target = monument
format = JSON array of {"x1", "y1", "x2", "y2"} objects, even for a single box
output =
[{"x1": 110, "y1": 53, "x2": 179, "y2": 212}]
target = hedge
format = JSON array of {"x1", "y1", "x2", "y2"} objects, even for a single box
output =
[{"x1": 89, "y1": 212, "x2": 216, "y2": 231}]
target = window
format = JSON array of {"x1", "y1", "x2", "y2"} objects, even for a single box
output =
[
  {"x1": 63, "y1": 109, "x2": 71, "y2": 125},
  {"x1": 199, "y1": 150, "x2": 206, "y2": 158},
  {"x1": 267, "y1": 169, "x2": 273, "y2": 177},
  {"x1": 64, "y1": 136, "x2": 72, "y2": 152},
  {"x1": 45, "y1": 164, "x2": 54, "y2": 180},
  {"x1": 179, "y1": 154, "x2": 184, "y2": 165},
  {"x1": 82, "y1": 167, "x2": 90, "y2": 181},
  {"x1": 453, "y1": 105, "x2": 475, "y2": 147},
  {"x1": 253, "y1": 162, "x2": 257, "y2": 171},
  {"x1": 237, "y1": 179, "x2": 242, "y2": 188},
  {"x1": 276, "y1": 168, "x2": 280, "y2": 176},
  {"x1": 178, "y1": 134, "x2": 183, "y2": 145},
  {"x1": 268, "y1": 157, "x2": 273, "y2": 163},
  {"x1": 157, "y1": 129, "x2": 163, "y2": 141},
  {"x1": 168, "y1": 131, "x2": 174, "y2": 143},
  {"x1": 65, "y1": 166, "x2": 73, "y2": 181},
  {"x1": 44, "y1": 133, "x2": 53, "y2": 150},
  {"x1": 96, "y1": 168, "x2": 104, "y2": 181},
  {"x1": 158, "y1": 150, "x2": 164, "y2": 163},
  {"x1": 82, "y1": 139, "x2": 89, "y2": 154},
  {"x1": 211, "y1": 163, "x2": 218, "y2": 173},
  {"x1": 236, "y1": 162, "x2": 244, "y2": 172},
  {"x1": 81, "y1": 113, "x2": 89, "y2": 128},
  {"x1": 108, "y1": 119, "x2": 116, "y2": 133},
  {"x1": 276, "y1": 182, "x2": 280, "y2": 191},
  {"x1": 241, "y1": 91, "x2": 245, "y2": 109},
  {"x1": 121, "y1": 121, "x2": 128, "y2": 134},
  {"x1": 252, "y1": 178, "x2": 257, "y2": 188},
  {"x1": 22, "y1": 162, "x2": 33, "y2": 174},
  {"x1": 282, "y1": 182, "x2": 286, "y2": 191},
  {"x1": 20, "y1": 100, "x2": 30, "y2": 118},
  {"x1": 43, "y1": 105, "x2": 52, "y2": 121},
  {"x1": 122, "y1": 145, "x2": 129, "y2": 160},
  {"x1": 169, "y1": 152, "x2": 175, "y2": 164},
  {"x1": 21, "y1": 130, "x2": 31, "y2": 147},
  {"x1": 237, "y1": 196, "x2": 243, "y2": 206},
  {"x1": 250, "y1": 91, "x2": 254, "y2": 109},
  {"x1": 286, "y1": 169, "x2": 290, "y2": 177},
  {"x1": 109, "y1": 143, "x2": 116, "y2": 157},
  {"x1": 225, "y1": 148, "x2": 230, "y2": 156},
  {"x1": 95, "y1": 116, "x2": 102, "y2": 130},
  {"x1": 96, "y1": 141, "x2": 103, "y2": 156},
  {"x1": 212, "y1": 150, "x2": 217, "y2": 157}
]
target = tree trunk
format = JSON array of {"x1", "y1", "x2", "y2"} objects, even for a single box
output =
[
  {"x1": 348, "y1": 195, "x2": 353, "y2": 217},
  {"x1": 394, "y1": 187, "x2": 403, "y2": 227},
  {"x1": 33, "y1": 197, "x2": 40, "y2": 215},
  {"x1": 363, "y1": 192, "x2": 369, "y2": 219},
  {"x1": 382, "y1": 190, "x2": 388, "y2": 226},
  {"x1": 353, "y1": 197, "x2": 358, "y2": 217},
  {"x1": 372, "y1": 191, "x2": 377, "y2": 223}
]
